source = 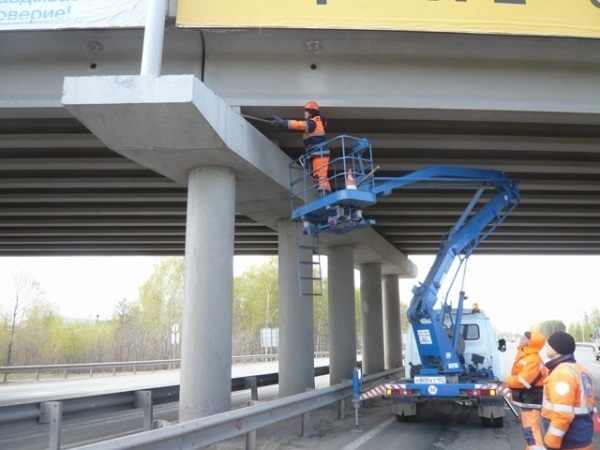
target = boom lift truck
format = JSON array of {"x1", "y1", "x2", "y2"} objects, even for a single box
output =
[{"x1": 289, "y1": 135, "x2": 520, "y2": 427}]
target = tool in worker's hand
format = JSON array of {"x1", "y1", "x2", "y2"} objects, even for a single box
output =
[
  {"x1": 241, "y1": 114, "x2": 272, "y2": 124},
  {"x1": 504, "y1": 396, "x2": 519, "y2": 419}
]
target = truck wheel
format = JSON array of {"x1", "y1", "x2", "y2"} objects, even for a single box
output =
[
  {"x1": 480, "y1": 416, "x2": 504, "y2": 428},
  {"x1": 396, "y1": 413, "x2": 418, "y2": 423},
  {"x1": 395, "y1": 405, "x2": 420, "y2": 423}
]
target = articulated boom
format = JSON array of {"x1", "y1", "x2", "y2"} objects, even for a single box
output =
[
  {"x1": 406, "y1": 173, "x2": 519, "y2": 376},
  {"x1": 289, "y1": 136, "x2": 520, "y2": 376}
]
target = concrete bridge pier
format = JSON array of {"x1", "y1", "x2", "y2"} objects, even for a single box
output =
[
  {"x1": 383, "y1": 274, "x2": 402, "y2": 369},
  {"x1": 359, "y1": 263, "x2": 384, "y2": 374},
  {"x1": 277, "y1": 219, "x2": 315, "y2": 397},
  {"x1": 179, "y1": 167, "x2": 235, "y2": 421},
  {"x1": 327, "y1": 245, "x2": 357, "y2": 384}
]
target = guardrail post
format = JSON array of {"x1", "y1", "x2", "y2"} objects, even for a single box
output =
[
  {"x1": 337, "y1": 398, "x2": 346, "y2": 419},
  {"x1": 40, "y1": 401, "x2": 63, "y2": 450},
  {"x1": 245, "y1": 401, "x2": 256, "y2": 450},
  {"x1": 135, "y1": 390, "x2": 153, "y2": 431},
  {"x1": 244, "y1": 376, "x2": 258, "y2": 401},
  {"x1": 301, "y1": 388, "x2": 314, "y2": 437},
  {"x1": 338, "y1": 378, "x2": 350, "y2": 419}
]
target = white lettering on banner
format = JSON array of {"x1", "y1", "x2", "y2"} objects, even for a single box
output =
[{"x1": 0, "y1": 0, "x2": 146, "y2": 30}]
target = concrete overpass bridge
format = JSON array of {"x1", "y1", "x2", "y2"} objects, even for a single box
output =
[{"x1": 1, "y1": 0, "x2": 599, "y2": 425}]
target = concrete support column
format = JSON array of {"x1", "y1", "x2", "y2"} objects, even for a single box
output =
[
  {"x1": 327, "y1": 245, "x2": 357, "y2": 385},
  {"x1": 359, "y1": 263, "x2": 384, "y2": 375},
  {"x1": 383, "y1": 274, "x2": 402, "y2": 369},
  {"x1": 179, "y1": 167, "x2": 235, "y2": 421},
  {"x1": 278, "y1": 219, "x2": 315, "y2": 397}
]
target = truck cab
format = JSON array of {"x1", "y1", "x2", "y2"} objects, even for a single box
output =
[
  {"x1": 404, "y1": 305, "x2": 503, "y2": 382},
  {"x1": 391, "y1": 305, "x2": 507, "y2": 427}
]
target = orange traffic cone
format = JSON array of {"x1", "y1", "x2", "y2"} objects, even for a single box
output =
[{"x1": 346, "y1": 169, "x2": 357, "y2": 190}]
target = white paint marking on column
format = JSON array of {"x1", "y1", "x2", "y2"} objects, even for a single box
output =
[{"x1": 342, "y1": 417, "x2": 395, "y2": 450}]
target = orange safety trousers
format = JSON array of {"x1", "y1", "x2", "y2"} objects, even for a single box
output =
[
  {"x1": 521, "y1": 408, "x2": 543, "y2": 449},
  {"x1": 311, "y1": 156, "x2": 331, "y2": 191}
]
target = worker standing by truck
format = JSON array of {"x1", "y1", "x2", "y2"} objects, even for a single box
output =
[
  {"x1": 506, "y1": 331, "x2": 548, "y2": 450},
  {"x1": 542, "y1": 331, "x2": 595, "y2": 450},
  {"x1": 271, "y1": 101, "x2": 331, "y2": 197}
]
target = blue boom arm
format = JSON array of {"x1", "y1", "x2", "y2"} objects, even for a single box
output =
[
  {"x1": 289, "y1": 139, "x2": 520, "y2": 376},
  {"x1": 395, "y1": 168, "x2": 520, "y2": 375}
]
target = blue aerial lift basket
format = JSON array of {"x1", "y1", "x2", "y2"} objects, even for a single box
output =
[{"x1": 289, "y1": 135, "x2": 378, "y2": 235}]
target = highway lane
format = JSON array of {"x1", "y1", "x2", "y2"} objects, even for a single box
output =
[
  {"x1": 1, "y1": 351, "x2": 598, "y2": 449},
  {"x1": 0, "y1": 359, "x2": 332, "y2": 407},
  {"x1": 208, "y1": 348, "x2": 600, "y2": 450}
]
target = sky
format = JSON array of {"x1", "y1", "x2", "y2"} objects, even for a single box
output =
[{"x1": 0, "y1": 254, "x2": 596, "y2": 333}]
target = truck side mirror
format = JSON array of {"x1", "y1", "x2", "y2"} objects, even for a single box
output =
[{"x1": 498, "y1": 338, "x2": 506, "y2": 352}]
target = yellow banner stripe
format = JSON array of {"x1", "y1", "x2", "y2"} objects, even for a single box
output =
[{"x1": 177, "y1": 0, "x2": 600, "y2": 39}]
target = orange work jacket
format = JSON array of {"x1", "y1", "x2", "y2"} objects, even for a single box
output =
[
  {"x1": 541, "y1": 356, "x2": 595, "y2": 449},
  {"x1": 287, "y1": 116, "x2": 329, "y2": 155},
  {"x1": 506, "y1": 331, "x2": 548, "y2": 408}
]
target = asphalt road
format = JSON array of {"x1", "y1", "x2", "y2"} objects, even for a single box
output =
[
  {"x1": 208, "y1": 347, "x2": 600, "y2": 450},
  {"x1": 1, "y1": 351, "x2": 598, "y2": 449}
]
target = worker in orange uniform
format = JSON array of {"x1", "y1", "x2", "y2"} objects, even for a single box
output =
[
  {"x1": 271, "y1": 101, "x2": 331, "y2": 197},
  {"x1": 506, "y1": 331, "x2": 549, "y2": 450},
  {"x1": 541, "y1": 331, "x2": 595, "y2": 450}
]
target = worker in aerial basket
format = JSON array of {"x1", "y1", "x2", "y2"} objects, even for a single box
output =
[
  {"x1": 541, "y1": 331, "x2": 595, "y2": 450},
  {"x1": 506, "y1": 331, "x2": 549, "y2": 450},
  {"x1": 271, "y1": 101, "x2": 332, "y2": 197}
]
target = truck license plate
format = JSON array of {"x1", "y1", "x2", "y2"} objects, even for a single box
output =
[{"x1": 414, "y1": 376, "x2": 446, "y2": 384}]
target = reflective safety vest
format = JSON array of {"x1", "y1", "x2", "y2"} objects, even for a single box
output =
[
  {"x1": 506, "y1": 331, "x2": 548, "y2": 409},
  {"x1": 541, "y1": 361, "x2": 595, "y2": 449},
  {"x1": 288, "y1": 116, "x2": 329, "y2": 155}
]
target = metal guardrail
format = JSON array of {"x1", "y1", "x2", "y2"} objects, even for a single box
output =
[
  {"x1": 0, "y1": 366, "x2": 330, "y2": 420},
  {"x1": 0, "y1": 353, "x2": 331, "y2": 381},
  {"x1": 0, "y1": 364, "x2": 333, "y2": 450},
  {"x1": 0, "y1": 360, "x2": 181, "y2": 381},
  {"x1": 71, "y1": 368, "x2": 403, "y2": 450}
]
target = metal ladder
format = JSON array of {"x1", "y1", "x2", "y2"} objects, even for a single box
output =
[{"x1": 296, "y1": 225, "x2": 323, "y2": 296}]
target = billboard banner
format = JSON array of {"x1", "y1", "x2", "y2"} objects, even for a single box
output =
[
  {"x1": 0, "y1": 0, "x2": 146, "y2": 31},
  {"x1": 177, "y1": 0, "x2": 600, "y2": 39}
]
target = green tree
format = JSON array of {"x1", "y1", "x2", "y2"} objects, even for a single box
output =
[
  {"x1": 233, "y1": 257, "x2": 279, "y2": 355},
  {"x1": 313, "y1": 278, "x2": 329, "y2": 353},
  {"x1": 134, "y1": 257, "x2": 185, "y2": 360},
  {"x1": 17, "y1": 301, "x2": 63, "y2": 364},
  {"x1": 0, "y1": 272, "x2": 46, "y2": 367},
  {"x1": 532, "y1": 320, "x2": 566, "y2": 337}
]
